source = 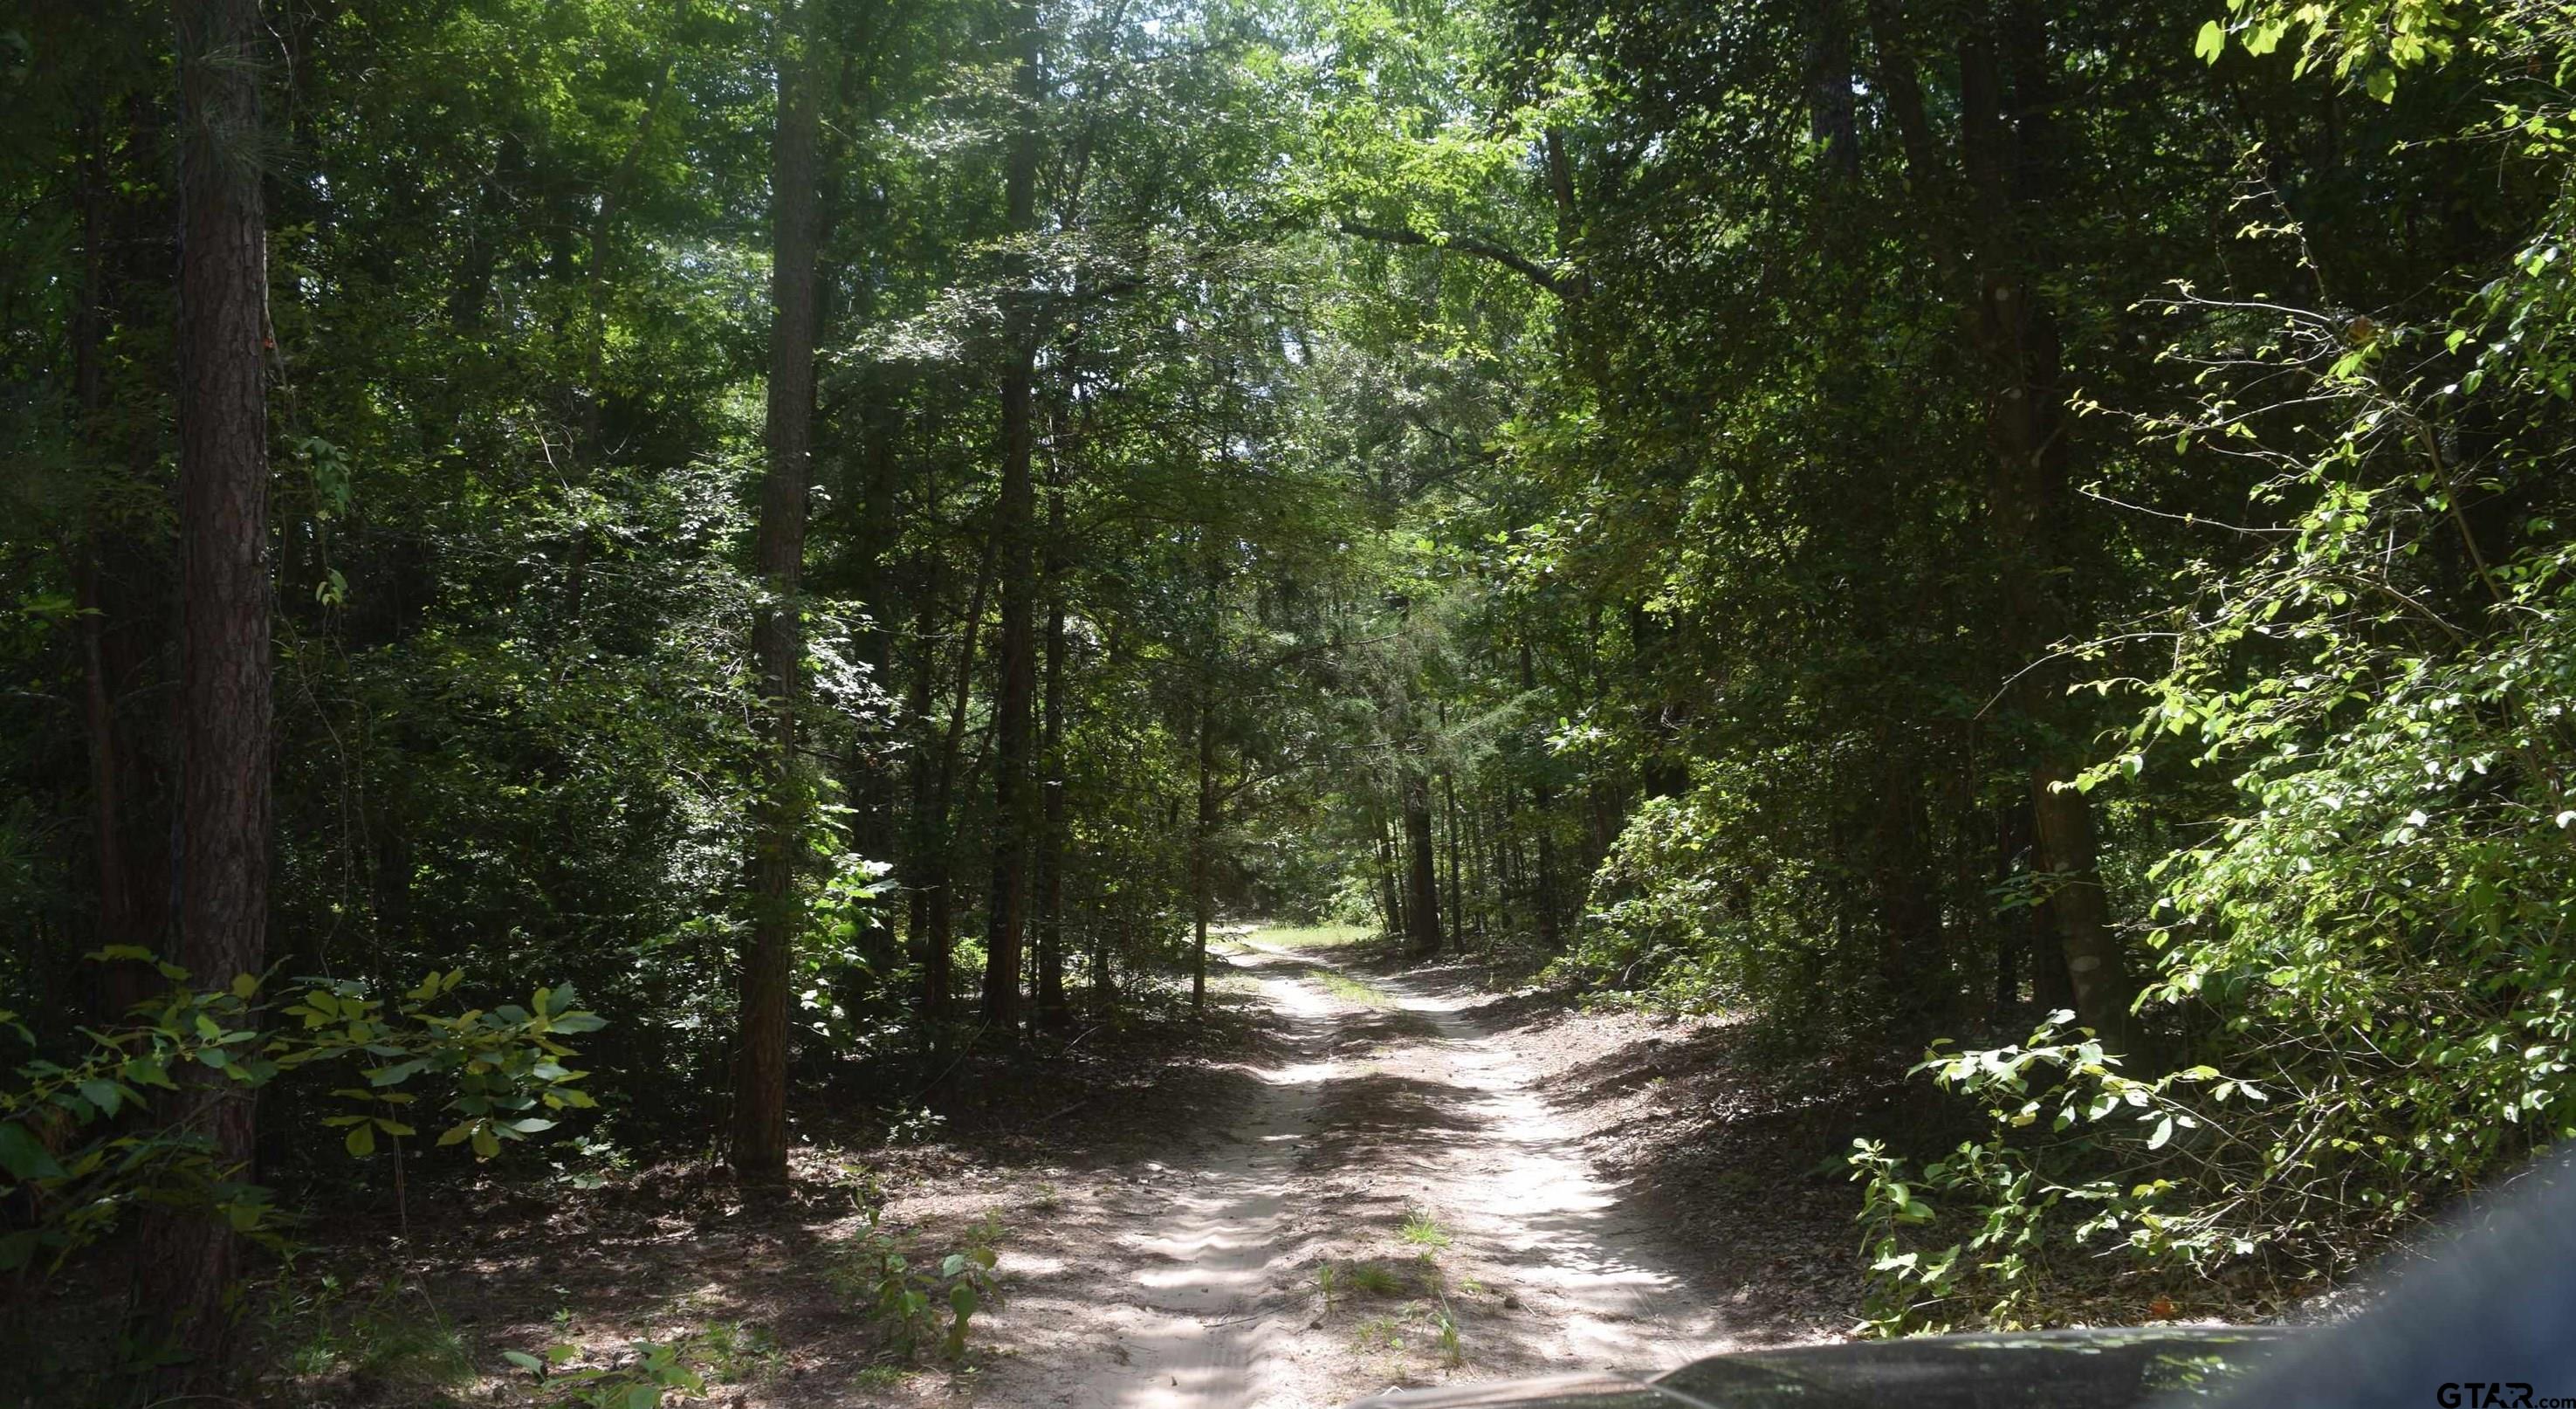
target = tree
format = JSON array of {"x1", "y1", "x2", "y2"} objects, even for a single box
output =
[
  {"x1": 980, "y1": 0, "x2": 1045, "y2": 1035},
  {"x1": 126, "y1": 0, "x2": 271, "y2": 1383},
  {"x1": 732, "y1": 0, "x2": 827, "y2": 1186}
]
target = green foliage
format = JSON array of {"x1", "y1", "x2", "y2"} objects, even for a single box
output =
[
  {"x1": 828, "y1": 1209, "x2": 1002, "y2": 1363},
  {"x1": 1850, "y1": 1019, "x2": 2268, "y2": 1335},
  {"x1": 265, "y1": 1273, "x2": 477, "y2": 1398},
  {"x1": 0, "y1": 954, "x2": 601, "y2": 1275},
  {"x1": 505, "y1": 1339, "x2": 707, "y2": 1409},
  {"x1": 1852, "y1": 0, "x2": 2576, "y2": 1330}
]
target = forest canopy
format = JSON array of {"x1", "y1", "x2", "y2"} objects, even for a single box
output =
[{"x1": 5, "y1": 0, "x2": 2576, "y2": 1393}]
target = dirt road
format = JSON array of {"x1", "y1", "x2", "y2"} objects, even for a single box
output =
[{"x1": 959, "y1": 939, "x2": 1741, "y2": 1408}]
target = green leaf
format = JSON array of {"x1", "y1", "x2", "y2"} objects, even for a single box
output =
[
  {"x1": 0, "y1": 1123, "x2": 65, "y2": 1181},
  {"x1": 77, "y1": 1079, "x2": 123, "y2": 1117},
  {"x1": 2195, "y1": 20, "x2": 2226, "y2": 63},
  {"x1": 365, "y1": 1059, "x2": 428, "y2": 1088},
  {"x1": 0, "y1": 1229, "x2": 43, "y2": 1271},
  {"x1": 2147, "y1": 1116, "x2": 2174, "y2": 1150},
  {"x1": 346, "y1": 1124, "x2": 376, "y2": 1158}
]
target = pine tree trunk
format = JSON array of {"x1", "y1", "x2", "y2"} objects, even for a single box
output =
[
  {"x1": 732, "y1": 10, "x2": 823, "y2": 1185},
  {"x1": 130, "y1": 0, "x2": 271, "y2": 1385},
  {"x1": 980, "y1": 6, "x2": 1042, "y2": 1034}
]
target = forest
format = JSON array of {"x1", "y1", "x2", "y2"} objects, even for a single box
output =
[{"x1": 5, "y1": 0, "x2": 2576, "y2": 1403}]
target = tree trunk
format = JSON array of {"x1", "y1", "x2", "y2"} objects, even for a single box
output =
[
  {"x1": 1866, "y1": 0, "x2": 2144, "y2": 1055},
  {"x1": 1403, "y1": 771, "x2": 1442, "y2": 956},
  {"x1": 903, "y1": 550, "x2": 945, "y2": 1019},
  {"x1": 1519, "y1": 639, "x2": 1563, "y2": 948},
  {"x1": 979, "y1": 5, "x2": 1043, "y2": 1034},
  {"x1": 1953, "y1": 19, "x2": 2146, "y2": 1056},
  {"x1": 1442, "y1": 768, "x2": 1462, "y2": 951},
  {"x1": 732, "y1": 10, "x2": 823, "y2": 1186},
  {"x1": 1871, "y1": 750, "x2": 1948, "y2": 1028},
  {"x1": 923, "y1": 536, "x2": 996, "y2": 1023},
  {"x1": 1373, "y1": 804, "x2": 1403, "y2": 937},
  {"x1": 843, "y1": 391, "x2": 904, "y2": 985},
  {"x1": 130, "y1": 0, "x2": 271, "y2": 1385},
  {"x1": 1192, "y1": 687, "x2": 1216, "y2": 1016},
  {"x1": 1034, "y1": 491, "x2": 1071, "y2": 1028}
]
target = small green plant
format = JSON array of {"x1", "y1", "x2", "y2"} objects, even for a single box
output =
[
  {"x1": 1351, "y1": 1315, "x2": 1404, "y2": 1351},
  {"x1": 1398, "y1": 1209, "x2": 1451, "y2": 1250},
  {"x1": 828, "y1": 1209, "x2": 1001, "y2": 1361},
  {"x1": 554, "y1": 1131, "x2": 632, "y2": 1191},
  {"x1": 1315, "y1": 1261, "x2": 1339, "y2": 1313},
  {"x1": 884, "y1": 1105, "x2": 946, "y2": 1147},
  {"x1": 1433, "y1": 1307, "x2": 1463, "y2": 1368},
  {"x1": 505, "y1": 1339, "x2": 705, "y2": 1409},
  {"x1": 688, "y1": 1320, "x2": 782, "y2": 1383}
]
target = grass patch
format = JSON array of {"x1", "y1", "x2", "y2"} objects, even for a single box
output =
[
  {"x1": 1251, "y1": 923, "x2": 1377, "y2": 952},
  {"x1": 853, "y1": 1364, "x2": 915, "y2": 1391},
  {"x1": 689, "y1": 1320, "x2": 784, "y2": 1383},
  {"x1": 268, "y1": 1276, "x2": 477, "y2": 1400},
  {"x1": 1315, "y1": 968, "x2": 1397, "y2": 1008},
  {"x1": 1398, "y1": 1209, "x2": 1452, "y2": 1250}
]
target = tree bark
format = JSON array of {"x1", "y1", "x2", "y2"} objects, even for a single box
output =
[
  {"x1": 903, "y1": 545, "x2": 945, "y2": 1017},
  {"x1": 1954, "y1": 19, "x2": 2146, "y2": 1056},
  {"x1": 1870, "y1": 0, "x2": 2144, "y2": 1055},
  {"x1": 732, "y1": 11, "x2": 823, "y2": 1185},
  {"x1": 979, "y1": 4, "x2": 1043, "y2": 1034},
  {"x1": 1515, "y1": 638, "x2": 1563, "y2": 946},
  {"x1": 1192, "y1": 685, "x2": 1216, "y2": 1015},
  {"x1": 1034, "y1": 487, "x2": 1071, "y2": 1027},
  {"x1": 1871, "y1": 750, "x2": 1948, "y2": 1028},
  {"x1": 922, "y1": 535, "x2": 996, "y2": 1024},
  {"x1": 130, "y1": 0, "x2": 271, "y2": 1386},
  {"x1": 1403, "y1": 770, "x2": 1442, "y2": 956}
]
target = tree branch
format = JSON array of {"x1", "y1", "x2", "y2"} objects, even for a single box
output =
[{"x1": 1336, "y1": 220, "x2": 1573, "y2": 299}]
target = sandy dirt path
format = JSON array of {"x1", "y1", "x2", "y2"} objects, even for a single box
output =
[{"x1": 963, "y1": 940, "x2": 1737, "y2": 1409}]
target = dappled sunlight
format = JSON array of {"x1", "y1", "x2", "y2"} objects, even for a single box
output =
[{"x1": 964, "y1": 940, "x2": 1740, "y2": 1409}]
